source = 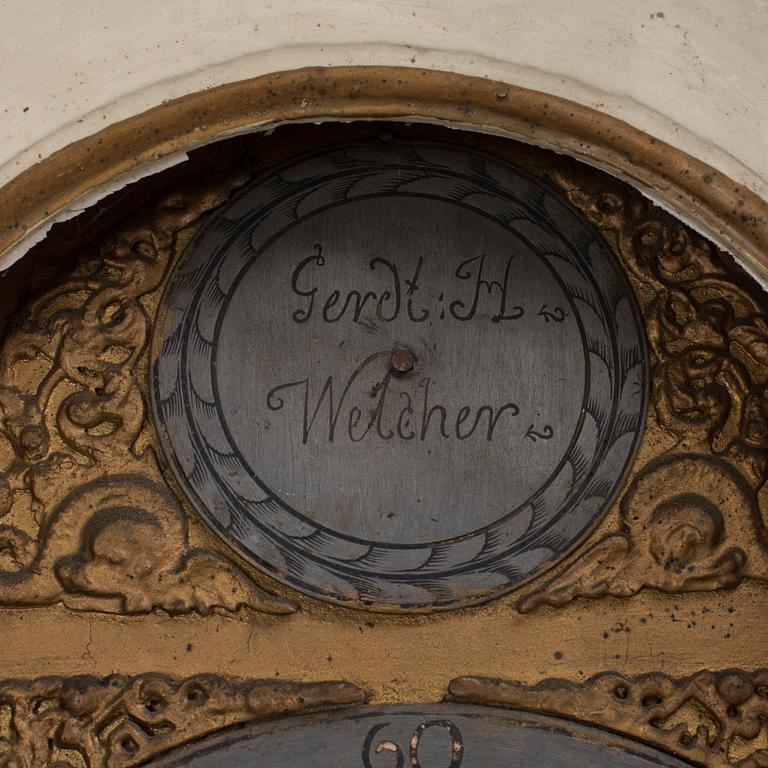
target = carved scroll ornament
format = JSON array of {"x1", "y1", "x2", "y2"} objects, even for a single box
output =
[
  {"x1": 0, "y1": 673, "x2": 365, "y2": 767},
  {"x1": 519, "y1": 170, "x2": 768, "y2": 611},
  {"x1": 450, "y1": 671, "x2": 768, "y2": 767},
  {"x1": 0, "y1": 174, "x2": 294, "y2": 615}
]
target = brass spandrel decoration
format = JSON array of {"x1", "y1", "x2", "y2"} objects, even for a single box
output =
[
  {"x1": 0, "y1": 173, "x2": 294, "y2": 615},
  {"x1": 0, "y1": 673, "x2": 365, "y2": 768},
  {"x1": 519, "y1": 169, "x2": 768, "y2": 612},
  {"x1": 449, "y1": 671, "x2": 768, "y2": 768}
]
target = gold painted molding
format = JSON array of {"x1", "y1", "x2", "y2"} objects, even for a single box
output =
[
  {"x1": 1, "y1": 66, "x2": 767, "y2": 284},
  {"x1": 450, "y1": 670, "x2": 768, "y2": 767}
]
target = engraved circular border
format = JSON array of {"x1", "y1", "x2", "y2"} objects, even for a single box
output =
[{"x1": 151, "y1": 142, "x2": 649, "y2": 610}]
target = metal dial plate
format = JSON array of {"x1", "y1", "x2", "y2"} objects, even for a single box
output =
[
  {"x1": 151, "y1": 143, "x2": 648, "y2": 610},
  {"x1": 150, "y1": 705, "x2": 689, "y2": 768}
]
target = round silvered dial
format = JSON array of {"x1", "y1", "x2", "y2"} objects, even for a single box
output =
[{"x1": 151, "y1": 142, "x2": 648, "y2": 611}]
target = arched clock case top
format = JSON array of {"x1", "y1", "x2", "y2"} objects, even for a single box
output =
[{"x1": 151, "y1": 141, "x2": 649, "y2": 611}]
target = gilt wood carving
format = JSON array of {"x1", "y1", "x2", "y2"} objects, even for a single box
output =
[
  {"x1": 0, "y1": 173, "x2": 293, "y2": 615},
  {"x1": 450, "y1": 671, "x2": 768, "y2": 767},
  {"x1": 0, "y1": 135, "x2": 765, "y2": 619},
  {"x1": 0, "y1": 124, "x2": 764, "y2": 768},
  {"x1": 0, "y1": 673, "x2": 364, "y2": 767},
  {"x1": 519, "y1": 168, "x2": 768, "y2": 611}
]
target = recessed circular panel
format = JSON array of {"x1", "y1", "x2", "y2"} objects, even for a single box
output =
[{"x1": 151, "y1": 143, "x2": 648, "y2": 610}]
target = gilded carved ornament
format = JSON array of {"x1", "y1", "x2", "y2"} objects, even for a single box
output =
[
  {"x1": 0, "y1": 673, "x2": 365, "y2": 768},
  {"x1": 519, "y1": 169, "x2": 768, "y2": 611},
  {"x1": 0, "y1": 172, "x2": 293, "y2": 615},
  {"x1": 2, "y1": 670, "x2": 767, "y2": 768},
  {"x1": 450, "y1": 671, "x2": 768, "y2": 767},
  {"x1": 0, "y1": 146, "x2": 765, "y2": 616}
]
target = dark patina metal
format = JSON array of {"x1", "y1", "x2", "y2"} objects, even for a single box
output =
[
  {"x1": 149, "y1": 704, "x2": 692, "y2": 768},
  {"x1": 151, "y1": 142, "x2": 649, "y2": 610}
]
